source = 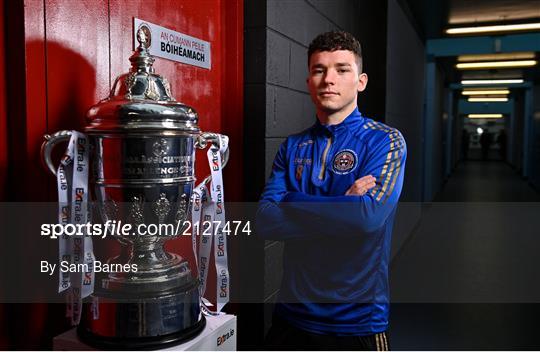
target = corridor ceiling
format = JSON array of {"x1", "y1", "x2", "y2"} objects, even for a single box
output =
[
  {"x1": 405, "y1": 0, "x2": 540, "y2": 39},
  {"x1": 449, "y1": 0, "x2": 540, "y2": 25},
  {"x1": 403, "y1": 0, "x2": 540, "y2": 84}
]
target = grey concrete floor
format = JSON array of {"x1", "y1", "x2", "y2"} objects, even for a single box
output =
[{"x1": 389, "y1": 159, "x2": 540, "y2": 350}]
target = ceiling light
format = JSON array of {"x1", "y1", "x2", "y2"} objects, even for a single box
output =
[
  {"x1": 456, "y1": 60, "x2": 537, "y2": 70},
  {"x1": 468, "y1": 114, "x2": 504, "y2": 119},
  {"x1": 468, "y1": 97, "x2": 509, "y2": 102},
  {"x1": 447, "y1": 23, "x2": 540, "y2": 35},
  {"x1": 457, "y1": 52, "x2": 536, "y2": 62},
  {"x1": 462, "y1": 89, "x2": 510, "y2": 95},
  {"x1": 461, "y1": 79, "x2": 524, "y2": 85}
]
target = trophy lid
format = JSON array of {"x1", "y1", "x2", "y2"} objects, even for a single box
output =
[{"x1": 85, "y1": 25, "x2": 200, "y2": 134}]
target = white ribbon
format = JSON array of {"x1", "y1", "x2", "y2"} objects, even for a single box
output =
[
  {"x1": 199, "y1": 200, "x2": 215, "y2": 297},
  {"x1": 190, "y1": 186, "x2": 204, "y2": 271},
  {"x1": 57, "y1": 144, "x2": 73, "y2": 294},
  {"x1": 56, "y1": 131, "x2": 95, "y2": 325},
  {"x1": 191, "y1": 135, "x2": 230, "y2": 315},
  {"x1": 207, "y1": 135, "x2": 230, "y2": 313}
]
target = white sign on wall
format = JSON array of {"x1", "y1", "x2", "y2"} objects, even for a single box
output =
[{"x1": 133, "y1": 18, "x2": 211, "y2": 70}]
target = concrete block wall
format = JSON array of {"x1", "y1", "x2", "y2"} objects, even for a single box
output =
[
  {"x1": 245, "y1": 0, "x2": 389, "y2": 306},
  {"x1": 244, "y1": 0, "x2": 389, "y2": 340},
  {"x1": 260, "y1": 2, "x2": 389, "y2": 333},
  {"x1": 246, "y1": 1, "x2": 388, "y2": 198},
  {"x1": 243, "y1": 0, "x2": 427, "y2": 344},
  {"x1": 385, "y1": 0, "x2": 425, "y2": 256}
]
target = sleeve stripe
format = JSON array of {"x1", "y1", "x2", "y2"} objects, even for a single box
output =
[
  {"x1": 370, "y1": 134, "x2": 399, "y2": 197},
  {"x1": 364, "y1": 122, "x2": 405, "y2": 201},
  {"x1": 382, "y1": 153, "x2": 402, "y2": 204},
  {"x1": 371, "y1": 132, "x2": 405, "y2": 202},
  {"x1": 366, "y1": 121, "x2": 393, "y2": 133},
  {"x1": 376, "y1": 148, "x2": 399, "y2": 201},
  {"x1": 370, "y1": 136, "x2": 396, "y2": 197},
  {"x1": 381, "y1": 135, "x2": 405, "y2": 203},
  {"x1": 376, "y1": 145, "x2": 398, "y2": 200}
]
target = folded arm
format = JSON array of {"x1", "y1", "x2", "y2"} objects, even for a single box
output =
[{"x1": 256, "y1": 131, "x2": 407, "y2": 240}]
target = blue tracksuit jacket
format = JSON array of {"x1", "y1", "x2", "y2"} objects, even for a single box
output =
[{"x1": 256, "y1": 108, "x2": 407, "y2": 336}]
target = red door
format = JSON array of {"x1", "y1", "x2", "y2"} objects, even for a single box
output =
[{"x1": 2, "y1": 0, "x2": 243, "y2": 348}]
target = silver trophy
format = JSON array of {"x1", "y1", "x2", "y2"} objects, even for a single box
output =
[{"x1": 41, "y1": 26, "x2": 228, "y2": 348}]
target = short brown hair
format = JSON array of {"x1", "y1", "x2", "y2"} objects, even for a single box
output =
[{"x1": 308, "y1": 31, "x2": 363, "y2": 71}]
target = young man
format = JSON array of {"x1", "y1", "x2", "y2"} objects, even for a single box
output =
[{"x1": 256, "y1": 31, "x2": 407, "y2": 350}]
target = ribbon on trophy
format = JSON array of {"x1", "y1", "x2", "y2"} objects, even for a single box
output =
[
  {"x1": 191, "y1": 184, "x2": 213, "y2": 297},
  {"x1": 191, "y1": 135, "x2": 230, "y2": 315},
  {"x1": 55, "y1": 131, "x2": 95, "y2": 325},
  {"x1": 190, "y1": 187, "x2": 203, "y2": 271}
]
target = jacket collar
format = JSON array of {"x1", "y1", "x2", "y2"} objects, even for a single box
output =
[{"x1": 313, "y1": 108, "x2": 364, "y2": 136}]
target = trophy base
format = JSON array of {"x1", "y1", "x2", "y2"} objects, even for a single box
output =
[
  {"x1": 77, "y1": 315, "x2": 206, "y2": 350},
  {"x1": 77, "y1": 282, "x2": 205, "y2": 349}
]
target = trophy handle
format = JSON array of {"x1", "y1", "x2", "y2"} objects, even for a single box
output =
[
  {"x1": 41, "y1": 130, "x2": 73, "y2": 176},
  {"x1": 194, "y1": 132, "x2": 229, "y2": 188}
]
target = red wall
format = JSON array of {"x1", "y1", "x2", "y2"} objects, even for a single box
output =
[
  {"x1": 0, "y1": 0, "x2": 6, "y2": 201},
  {"x1": 2, "y1": 0, "x2": 243, "y2": 348},
  {"x1": 40, "y1": 0, "x2": 244, "y2": 198},
  {"x1": 0, "y1": 1, "x2": 7, "y2": 346},
  {"x1": 13, "y1": 0, "x2": 243, "y2": 201}
]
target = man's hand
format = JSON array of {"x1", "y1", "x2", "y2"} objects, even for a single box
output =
[{"x1": 345, "y1": 175, "x2": 377, "y2": 196}]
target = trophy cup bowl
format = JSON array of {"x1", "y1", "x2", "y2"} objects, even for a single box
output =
[{"x1": 41, "y1": 27, "x2": 229, "y2": 349}]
